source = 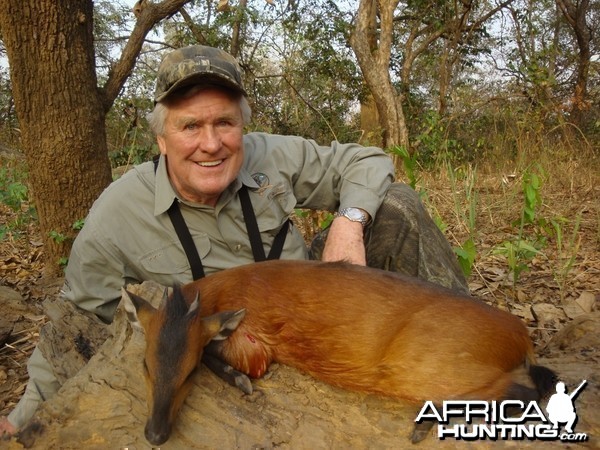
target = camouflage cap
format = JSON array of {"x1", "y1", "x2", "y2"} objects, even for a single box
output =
[{"x1": 154, "y1": 45, "x2": 246, "y2": 103}]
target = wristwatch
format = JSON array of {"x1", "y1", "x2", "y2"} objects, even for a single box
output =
[{"x1": 335, "y1": 207, "x2": 371, "y2": 227}]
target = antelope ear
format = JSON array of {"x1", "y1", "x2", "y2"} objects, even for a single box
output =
[
  {"x1": 203, "y1": 309, "x2": 246, "y2": 341},
  {"x1": 187, "y1": 292, "x2": 200, "y2": 317},
  {"x1": 158, "y1": 287, "x2": 169, "y2": 308},
  {"x1": 122, "y1": 288, "x2": 156, "y2": 330}
]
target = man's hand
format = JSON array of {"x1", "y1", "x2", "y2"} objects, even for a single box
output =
[
  {"x1": 0, "y1": 416, "x2": 17, "y2": 437},
  {"x1": 321, "y1": 215, "x2": 367, "y2": 265}
]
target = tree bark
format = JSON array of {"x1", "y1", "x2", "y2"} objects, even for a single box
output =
[
  {"x1": 0, "y1": 0, "x2": 113, "y2": 274},
  {"x1": 351, "y1": 0, "x2": 409, "y2": 159},
  {"x1": 556, "y1": 0, "x2": 592, "y2": 126},
  {"x1": 230, "y1": 0, "x2": 248, "y2": 58},
  {"x1": 0, "y1": 0, "x2": 194, "y2": 273}
]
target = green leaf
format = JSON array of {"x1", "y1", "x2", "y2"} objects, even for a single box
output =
[{"x1": 454, "y1": 238, "x2": 476, "y2": 277}]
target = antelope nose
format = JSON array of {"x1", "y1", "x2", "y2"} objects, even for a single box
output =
[{"x1": 145, "y1": 421, "x2": 171, "y2": 446}]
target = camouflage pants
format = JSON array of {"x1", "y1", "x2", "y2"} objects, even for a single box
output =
[{"x1": 311, "y1": 183, "x2": 469, "y2": 294}]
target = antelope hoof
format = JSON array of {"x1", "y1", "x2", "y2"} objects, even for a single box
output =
[
  {"x1": 235, "y1": 373, "x2": 253, "y2": 395},
  {"x1": 220, "y1": 363, "x2": 253, "y2": 394},
  {"x1": 410, "y1": 421, "x2": 434, "y2": 443}
]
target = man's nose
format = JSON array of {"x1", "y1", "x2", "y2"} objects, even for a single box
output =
[{"x1": 199, "y1": 126, "x2": 221, "y2": 153}]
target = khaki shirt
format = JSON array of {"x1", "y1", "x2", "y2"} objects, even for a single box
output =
[{"x1": 63, "y1": 132, "x2": 394, "y2": 321}]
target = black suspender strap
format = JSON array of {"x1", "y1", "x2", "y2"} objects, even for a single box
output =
[
  {"x1": 268, "y1": 218, "x2": 290, "y2": 260},
  {"x1": 238, "y1": 185, "x2": 290, "y2": 261},
  {"x1": 155, "y1": 156, "x2": 205, "y2": 279},
  {"x1": 167, "y1": 201, "x2": 206, "y2": 280},
  {"x1": 238, "y1": 186, "x2": 266, "y2": 261},
  {"x1": 154, "y1": 156, "x2": 289, "y2": 278}
]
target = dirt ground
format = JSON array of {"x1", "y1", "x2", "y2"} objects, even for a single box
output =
[{"x1": 0, "y1": 159, "x2": 599, "y2": 448}]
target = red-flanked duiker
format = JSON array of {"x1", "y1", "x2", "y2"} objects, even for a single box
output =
[{"x1": 123, "y1": 260, "x2": 556, "y2": 445}]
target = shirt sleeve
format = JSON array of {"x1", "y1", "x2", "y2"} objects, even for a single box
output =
[
  {"x1": 245, "y1": 133, "x2": 395, "y2": 218},
  {"x1": 61, "y1": 214, "x2": 126, "y2": 323}
]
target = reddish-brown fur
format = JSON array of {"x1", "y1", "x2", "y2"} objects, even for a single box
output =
[
  {"x1": 126, "y1": 259, "x2": 555, "y2": 445},
  {"x1": 182, "y1": 260, "x2": 535, "y2": 403}
]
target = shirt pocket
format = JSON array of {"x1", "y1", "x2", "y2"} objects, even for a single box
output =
[
  {"x1": 249, "y1": 183, "x2": 295, "y2": 236},
  {"x1": 138, "y1": 234, "x2": 211, "y2": 275}
]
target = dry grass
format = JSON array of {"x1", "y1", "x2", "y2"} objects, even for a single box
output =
[{"x1": 416, "y1": 151, "x2": 600, "y2": 345}]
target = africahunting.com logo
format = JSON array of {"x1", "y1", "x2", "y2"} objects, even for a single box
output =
[{"x1": 416, "y1": 380, "x2": 588, "y2": 442}]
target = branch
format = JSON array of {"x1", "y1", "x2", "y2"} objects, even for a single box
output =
[
  {"x1": 179, "y1": 6, "x2": 208, "y2": 45},
  {"x1": 280, "y1": 75, "x2": 338, "y2": 141},
  {"x1": 101, "y1": 0, "x2": 193, "y2": 112}
]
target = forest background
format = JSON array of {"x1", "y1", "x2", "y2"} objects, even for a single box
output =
[{"x1": 0, "y1": 0, "x2": 598, "y2": 272}]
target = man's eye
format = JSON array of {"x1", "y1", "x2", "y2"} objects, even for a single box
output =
[{"x1": 184, "y1": 123, "x2": 197, "y2": 130}]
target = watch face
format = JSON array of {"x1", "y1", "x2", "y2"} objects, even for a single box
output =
[{"x1": 346, "y1": 208, "x2": 363, "y2": 221}]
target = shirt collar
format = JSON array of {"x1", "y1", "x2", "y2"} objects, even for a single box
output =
[{"x1": 153, "y1": 155, "x2": 260, "y2": 216}]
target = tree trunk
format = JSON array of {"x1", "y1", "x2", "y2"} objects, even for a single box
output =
[
  {"x1": 358, "y1": 4, "x2": 382, "y2": 147},
  {"x1": 556, "y1": 0, "x2": 592, "y2": 126},
  {"x1": 359, "y1": 94, "x2": 382, "y2": 146},
  {"x1": 0, "y1": 0, "x2": 113, "y2": 274},
  {"x1": 230, "y1": 0, "x2": 248, "y2": 58},
  {"x1": 437, "y1": 4, "x2": 473, "y2": 117},
  {"x1": 351, "y1": 0, "x2": 409, "y2": 161},
  {"x1": 0, "y1": 0, "x2": 195, "y2": 274}
]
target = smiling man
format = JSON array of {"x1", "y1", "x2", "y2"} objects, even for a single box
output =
[
  {"x1": 0, "y1": 45, "x2": 467, "y2": 437},
  {"x1": 155, "y1": 88, "x2": 246, "y2": 206}
]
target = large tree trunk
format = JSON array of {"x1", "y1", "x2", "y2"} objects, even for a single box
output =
[
  {"x1": 0, "y1": 0, "x2": 113, "y2": 274},
  {"x1": 359, "y1": 94, "x2": 382, "y2": 147},
  {"x1": 357, "y1": 3, "x2": 382, "y2": 147},
  {"x1": 351, "y1": 0, "x2": 409, "y2": 160},
  {"x1": 0, "y1": 0, "x2": 196, "y2": 274}
]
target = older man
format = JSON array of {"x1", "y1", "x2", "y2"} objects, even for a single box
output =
[{"x1": 0, "y1": 45, "x2": 466, "y2": 436}]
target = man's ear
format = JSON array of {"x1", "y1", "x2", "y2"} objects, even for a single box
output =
[{"x1": 156, "y1": 134, "x2": 167, "y2": 155}]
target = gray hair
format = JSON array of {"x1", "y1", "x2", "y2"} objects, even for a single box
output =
[{"x1": 147, "y1": 85, "x2": 252, "y2": 136}]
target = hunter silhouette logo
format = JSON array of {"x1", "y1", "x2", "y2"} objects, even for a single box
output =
[
  {"x1": 546, "y1": 380, "x2": 586, "y2": 434},
  {"x1": 415, "y1": 379, "x2": 589, "y2": 442}
]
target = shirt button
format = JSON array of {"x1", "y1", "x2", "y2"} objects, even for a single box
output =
[{"x1": 235, "y1": 244, "x2": 242, "y2": 252}]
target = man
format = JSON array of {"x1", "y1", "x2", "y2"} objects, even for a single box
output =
[{"x1": 0, "y1": 45, "x2": 467, "y2": 437}]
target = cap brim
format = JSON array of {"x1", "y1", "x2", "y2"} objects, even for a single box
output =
[{"x1": 154, "y1": 73, "x2": 246, "y2": 103}]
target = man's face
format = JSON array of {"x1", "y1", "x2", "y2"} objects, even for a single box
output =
[{"x1": 157, "y1": 87, "x2": 245, "y2": 206}]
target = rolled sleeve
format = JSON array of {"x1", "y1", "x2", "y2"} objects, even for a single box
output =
[{"x1": 331, "y1": 141, "x2": 395, "y2": 218}]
